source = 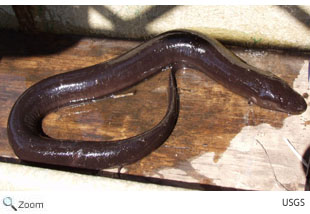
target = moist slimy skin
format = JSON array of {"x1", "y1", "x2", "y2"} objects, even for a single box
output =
[{"x1": 7, "y1": 30, "x2": 307, "y2": 170}]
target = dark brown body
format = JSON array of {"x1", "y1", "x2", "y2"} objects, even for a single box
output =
[{"x1": 7, "y1": 30, "x2": 307, "y2": 170}]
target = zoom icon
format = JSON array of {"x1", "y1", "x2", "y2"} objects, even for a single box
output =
[{"x1": 3, "y1": 197, "x2": 17, "y2": 211}]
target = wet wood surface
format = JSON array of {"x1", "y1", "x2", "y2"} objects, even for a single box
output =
[{"x1": 0, "y1": 30, "x2": 309, "y2": 190}]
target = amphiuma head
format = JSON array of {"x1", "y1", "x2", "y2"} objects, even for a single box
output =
[{"x1": 250, "y1": 77, "x2": 307, "y2": 114}]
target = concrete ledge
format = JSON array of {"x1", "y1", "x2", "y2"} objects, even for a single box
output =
[
  {"x1": 1, "y1": 5, "x2": 310, "y2": 50},
  {"x1": 0, "y1": 162, "x2": 185, "y2": 191}
]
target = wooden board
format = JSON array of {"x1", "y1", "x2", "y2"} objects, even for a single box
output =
[{"x1": 1, "y1": 30, "x2": 309, "y2": 190}]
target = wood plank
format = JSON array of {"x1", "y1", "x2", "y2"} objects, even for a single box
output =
[{"x1": 0, "y1": 30, "x2": 309, "y2": 190}]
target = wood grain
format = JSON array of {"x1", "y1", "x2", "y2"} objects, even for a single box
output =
[{"x1": 0, "y1": 31, "x2": 309, "y2": 190}]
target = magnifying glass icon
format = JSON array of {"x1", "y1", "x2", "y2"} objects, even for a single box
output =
[{"x1": 3, "y1": 197, "x2": 17, "y2": 211}]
